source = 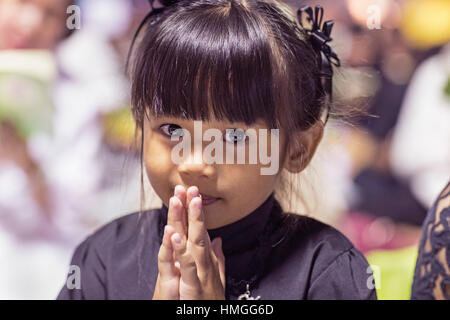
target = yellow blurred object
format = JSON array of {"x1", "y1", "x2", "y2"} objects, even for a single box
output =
[
  {"x1": 366, "y1": 245, "x2": 418, "y2": 300},
  {"x1": 102, "y1": 107, "x2": 136, "y2": 150},
  {"x1": 401, "y1": 0, "x2": 450, "y2": 49}
]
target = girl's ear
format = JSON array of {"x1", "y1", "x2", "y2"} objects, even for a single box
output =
[{"x1": 283, "y1": 121, "x2": 324, "y2": 173}]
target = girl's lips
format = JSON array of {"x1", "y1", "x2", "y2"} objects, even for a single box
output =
[{"x1": 200, "y1": 194, "x2": 220, "y2": 206}]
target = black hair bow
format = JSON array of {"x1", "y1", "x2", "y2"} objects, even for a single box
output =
[
  {"x1": 297, "y1": 5, "x2": 341, "y2": 106},
  {"x1": 148, "y1": 0, "x2": 179, "y2": 16},
  {"x1": 145, "y1": 0, "x2": 180, "y2": 25}
]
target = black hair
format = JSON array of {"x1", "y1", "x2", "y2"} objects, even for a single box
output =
[{"x1": 128, "y1": 0, "x2": 329, "y2": 136}]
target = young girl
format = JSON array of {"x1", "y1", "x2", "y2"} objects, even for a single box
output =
[{"x1": 57, "y1": 0, "x2": 377, "y2": 300}]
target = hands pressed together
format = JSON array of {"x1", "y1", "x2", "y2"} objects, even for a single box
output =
[{"x1": 152, "y1": 186, "x2": 226, "y2": 300}]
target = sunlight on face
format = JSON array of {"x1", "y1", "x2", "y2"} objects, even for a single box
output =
[{"x1": 143, "y1": 115, "x2": 289, "y2": 229}]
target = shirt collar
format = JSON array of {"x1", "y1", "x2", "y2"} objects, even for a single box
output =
[{"x1": 207, "y1": 194, "x2": 276, "y2": 255}]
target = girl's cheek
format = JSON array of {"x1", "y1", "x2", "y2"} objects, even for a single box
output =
[
  {"x1": 143, "y1": 143, "x2": 174, "y2": 204},
  {"x1": 222, "y1": 163, "x2": 277, "y2": 193},
  {"x1": 143, "y1": 139, "x2": 175, "y2": 174}
]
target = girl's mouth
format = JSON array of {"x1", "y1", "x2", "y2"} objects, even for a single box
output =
[{"x1": 200, "y1": 194, "x2": 220, "y2": 206}]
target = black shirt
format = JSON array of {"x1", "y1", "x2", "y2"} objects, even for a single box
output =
[{"x1": 57, "y1": 194, "x2": 377, "y2": 300}]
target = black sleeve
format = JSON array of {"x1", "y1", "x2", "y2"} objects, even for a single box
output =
[
  {"x1": 56, "y1": 234, "x2": 108, "y2": 300},
  {"x1": 307, "y1": 248, "x2": 377, "y2": 300}
]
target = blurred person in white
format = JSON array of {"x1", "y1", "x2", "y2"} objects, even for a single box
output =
[
  {"x1": 0, "y1": 0, "x2": 133, "y2": 298},
  {"x1": 0, "y1": 0, "x2": 75, "y2": 300},
  {"x1": 36, "y1": 0, "x2": 134, "y2": 239},
  {"x1": 390, "y1": 44, "x2": 450, "y2": 209},
  {"x1": 0, "y1": 0, "x2": 74, "y2": 232}
]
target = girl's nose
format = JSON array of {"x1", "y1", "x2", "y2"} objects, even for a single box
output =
[{"x1": 177, "y1": 153, "x2": 216, "y2": 180}]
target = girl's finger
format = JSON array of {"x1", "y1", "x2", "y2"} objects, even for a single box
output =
[
  {"x1": 167, "y1": 196, "x2": 186, "y2": 242},
  {"x1": 171, "y1": 232, "x2": 201, "y2": 288},
  {"x1": 155, "y1": 225, "x2": 180, "y2": 299},
  {"x1": 158, "y1": 225, "x2": 179, "y2": 279},
  {"x1": 174, "y1": 185, "x2": 187, "y2": 207},
  {"x1": 185, "y1": 185, "x2": 200, "y2": 248},
  {"x1": 187, "y1": 196, "x2": 213, "y2": 276},
  {"x1": 186, "y1": 186, "x2": 199, "y2": 210},
  {"x1": 174, "y1": 185, "x2": 188, "y2": 234},
  {"x1": 212, "y1": 237, "x2": 226, "y2": 289}
]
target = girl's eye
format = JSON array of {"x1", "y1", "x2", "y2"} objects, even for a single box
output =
[
  {"x1": 159, "y1": 124, "x2": 184, "y2": 138},
  {"x1": 224, "y1": 129, "x2": 247, "y2": 144}
]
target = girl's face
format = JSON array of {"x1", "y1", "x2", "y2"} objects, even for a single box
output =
[
  {"x1": 143, "y1": 115, "x2": 289, "y2": 229},
  {"x1": 0, "y1": 0, "x2": 71, "y2": 50}
]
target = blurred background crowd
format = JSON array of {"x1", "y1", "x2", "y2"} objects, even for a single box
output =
[{"x1": 0, "y1": 0, "x2": 449, "y2": 299}]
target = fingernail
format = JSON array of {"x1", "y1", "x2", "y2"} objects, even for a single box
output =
[
  {"x1": 173, "y1": 233, "x2": 182, "y2": 244},
  {"x1": 174, "y1": 185, "x2": 184, "y2": 195},
  {"x1": 189, "y1": 186, "x2": 199, "y2": 197},
  {"x1": 196, "y1": 196, "x2": 202, "y2": 210},
  {"x1": 170, "y1": 196, "x2": 179, "y2": 208}
]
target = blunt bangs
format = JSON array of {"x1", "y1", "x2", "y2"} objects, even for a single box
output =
[{"x1": 131, "y1": 0, "x2": 322, "y2": 130}]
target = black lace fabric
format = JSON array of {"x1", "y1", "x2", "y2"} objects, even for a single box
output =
[{"x1": 411, "y1": 181, "x2": 450, "y2": 300}]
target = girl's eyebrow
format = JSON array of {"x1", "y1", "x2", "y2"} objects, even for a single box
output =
[{"x1": 148, "y1": 115, "x2": 268, "y2": 130}]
